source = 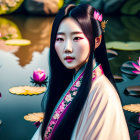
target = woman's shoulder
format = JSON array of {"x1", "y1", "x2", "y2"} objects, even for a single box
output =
[{"x1": 89, "y1": 74, "x2": 120, "y2": 102}]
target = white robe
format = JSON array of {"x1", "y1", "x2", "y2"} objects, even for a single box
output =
[{"x1": 32, "y1": 74, "x2": 130, "y2": 140}]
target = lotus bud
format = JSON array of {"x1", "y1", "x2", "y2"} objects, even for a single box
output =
[{"x1": 33, "y1": 69, "x2": 46, "y2": 82}]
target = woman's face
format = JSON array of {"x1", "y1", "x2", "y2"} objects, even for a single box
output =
[{"x1": 55, "y1": 18, "x2": 90, "y2": 71}]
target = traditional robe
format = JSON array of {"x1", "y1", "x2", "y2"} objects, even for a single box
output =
[{"x1": 32, "y1": 62, "x2": 130, "y2": 140}]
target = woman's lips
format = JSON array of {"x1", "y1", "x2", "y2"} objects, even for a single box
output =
[{"x1": 64, "y1": 56, "x2": 75, "y2": 63}]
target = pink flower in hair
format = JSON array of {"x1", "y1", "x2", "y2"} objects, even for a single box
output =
[
  {"x1": 98, "y1": 14, "x2": 103, "y2": 22},
  {"x1": 94, "y1": 10, "x2": 103, "y2": 22},
  {"x1": 94, "y1": 10, "x2": 100, "y2": 20}
]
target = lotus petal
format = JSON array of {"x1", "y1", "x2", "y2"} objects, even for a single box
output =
[
  {"x1": 132, "y1": 62, "x2": 140, "y2": 71},
  {"x1": 132, "y1": 71, "x2": 140, "y2": 74}
]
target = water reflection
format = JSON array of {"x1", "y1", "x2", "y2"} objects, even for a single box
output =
[
  {"x1": 0, "y1": 14, "x2": 140, "y2": 140},
  {"x1": 0, "y1": 16, "x2": 54, "y2": 67},
  {"x1": 105, "y1": 16, "x2": 140, "y2": 42}
]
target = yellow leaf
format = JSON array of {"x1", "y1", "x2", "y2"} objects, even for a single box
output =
[
  {"x1": 123, "y1": 104, "x2": 140, "y2": 113},
  {"x1": 24, "y1": 112, "x2": 44, "y2": 122},
  {"x1": 9, "y1": 86, "x2": 46, "y2": 95}
]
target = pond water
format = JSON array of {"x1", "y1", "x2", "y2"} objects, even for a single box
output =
[{"x1": 0, "y1": 14, "x2": 140, "y2": 140}]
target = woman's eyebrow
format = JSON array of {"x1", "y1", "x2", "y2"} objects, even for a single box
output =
[
  {"x1": 57, "y1": 31, "x2": 83, "y2": 35},
  {"x1": 71, "y1": 31, "x2": 83, "y2": 35},
  {"x1": 57, "y1": 32, "x2": 65, "y2": 35}
]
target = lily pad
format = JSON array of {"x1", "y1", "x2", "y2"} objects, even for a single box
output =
[
  {"x1": 0, "y1": 0, "x2": 24, "y2": 15},
  {"x1": 113, "y1": 75, "x2": 123, "y2": 82},
  {"x1": 0, "y1": 17, "x2": 22, "y2": 40},
  {"x1": 120, "y1": 61, "x2": 138, "y2": 76},
  {"x1": 123, "y1": 104, "x2": 140, "y2": 113},
  {"x1": 5, "y1": 39, "x2": 31, "y2": 46},
  {"x1": 124, "y1": 86, "x2": 140, "y2": 97},
  {"x1": 24, "y1": 112, "x2": 44, "y2": 122},
  {"x1": 129, "y1": 114, "x2": 140, "y2": 129},
  {"x1": 106, "y1": 41, "x2": 140, "y2": 51},
  {"x1": 107, "y1": 49, "x2": 118, "y2": 60},
  {"x1": 9, "y1": 86, "x2": 46, "y2": 95}
]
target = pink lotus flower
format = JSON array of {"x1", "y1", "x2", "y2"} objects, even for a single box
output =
[
  {"x1": 132, "y1": 57, "x2": 140, "y2": 74},
  {"x1": 33, "y1": 68, "x2": 46, "y2": 82},
  {"x1": 94, "y1": 10, "x2": 103, "y2": 22}
]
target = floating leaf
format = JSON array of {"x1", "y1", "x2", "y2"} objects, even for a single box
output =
[
  {"x1": 5, "y1": 39, "x2": 31, "y2": 46},
  {"x1": 107, "y1": 49, "x2": 118, "y2": 60},
  {"x1": 124, "y1": 86, "x2": 140, "y2": 97},
  {"x1": 120, "y1": 61, "x2": 137, "y2": 76},
  {"x1": 123, "y1": 104, "x2": 140, "y2": 113},
  {"x1": 106, "y1": 41, "x2": 140, "y2": 51},
  {"x1": 24, "y1": 112, "x2": 44, "y2": 122},
  {"x1": 129, "y1": 114, "x2": 140, "y2": 129},
  {"x1": 9, "y1": 86, "x2": 46, "y2": 95},
  {"x1": 0, "y1": 0, "x2": 24, "y2": 15},
  {"x1": 0, "y1": 17, "x2": 22, "y2": 40},
  {"x1": 113, "y1": 75, "x2": 123, "y2": 82}
]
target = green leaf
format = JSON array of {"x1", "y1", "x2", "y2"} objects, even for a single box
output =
[
  {"x1": 5, "y1": 39, "x2": 31, "y2": 46},
  {"x1": 106, "y1": 41, "x2": 140, "y2": 51}
]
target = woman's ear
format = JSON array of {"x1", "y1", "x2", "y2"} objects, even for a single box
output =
[{"x1": 94, "y1": 35, "x2": 102, "y2": 50}]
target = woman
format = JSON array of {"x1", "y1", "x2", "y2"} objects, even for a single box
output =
[{"x1": 32, "y1": 4, "x2": 130, "y2": 140}]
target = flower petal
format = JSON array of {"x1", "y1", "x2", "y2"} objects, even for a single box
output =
[
  {"x1": 98, "y1": 14, "x2": 103, "y2": 22},
  {"x1": 132, "y1": 71, "x2": 140, "y2": 74},
  {"x1": 132, "y1": 62, "x2": 140, "y2": 71},
  {"x1": 94, "y1": 11, "x2": 99, "y2": 20}
]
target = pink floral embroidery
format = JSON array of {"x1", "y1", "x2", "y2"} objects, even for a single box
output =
[
  {"x1": 53, "y1": 113, "x2": 59, "y2": 120},
  {"x1": 47, "y1": 126, "x2": 52, "y2": 133},
  {"x1": 59, "y1": 102, "x2": 65, "y2": 112},
  {"x1": 65, "y1": 94, "x2": 72, "y2": 102},
  {"x1": 44, "y1": 64, "x2": 104, "y2": 140},
  {"x1": 75, "y1": 81, "x2": 80, "y2": 87},
  {"x1": 50, "y1": 121, "x2": 55, "y2": 126},
  {"x1": 71, "y1": 86, "x2": 77, "y2": 91},
  {"x1": 72, "y1": 91, "x2": 77, "y2": 96}
]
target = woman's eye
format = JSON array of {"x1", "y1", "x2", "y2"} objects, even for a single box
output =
[
  {"x1": 56, "y1": 38, "x2": 64, "y2": 41},
  {"x1": 73, "y1": 37, "x2": 83, "y2": 41}
]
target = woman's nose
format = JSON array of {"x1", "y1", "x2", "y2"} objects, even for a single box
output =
[{"x1": 64, "y1": 40, "x2": 73, "y2": 53}]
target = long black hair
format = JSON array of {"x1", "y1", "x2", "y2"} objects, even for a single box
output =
[{"x1": 41, "y1": 4, "x2": 116, "y2": 139}]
